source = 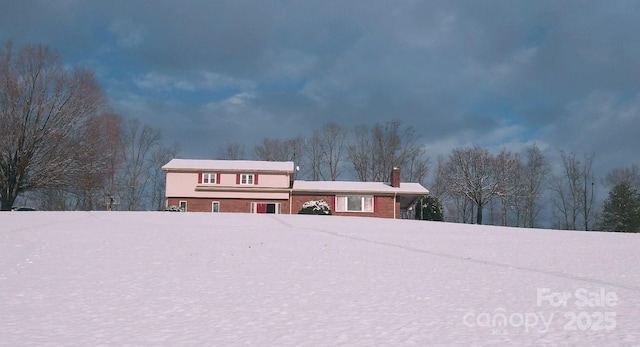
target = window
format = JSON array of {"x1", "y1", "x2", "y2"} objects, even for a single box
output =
[
  {"x1": 240, "y1": 174, "x2": 254, "y2": 185},
  {"x1": 179, "y1": 200, "x2": 187, "y2": 212},
  {"x1": 250, "y1": 202, "x2": 281, "y2": 214},
  {"x1": 335, "y1": 195, "x2": 374, "y2": 212},
  {"x1": 203, "y1": 173, "x2": 217, "y2": 184},
  {"x1": 199, "y1": 173, "x2": 219, "y2": 184},
  {"x1": 212, "y1": 201, "x2": 220, "y2": 213}
]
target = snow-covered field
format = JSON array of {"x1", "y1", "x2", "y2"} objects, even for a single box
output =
[{"x1": 2, "y1": 212, "x2": 639, "y2": 346}]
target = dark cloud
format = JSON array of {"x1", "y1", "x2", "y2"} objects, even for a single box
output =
[{"x1": 1, "y1": 0, "x2": 639, "y2": 181}]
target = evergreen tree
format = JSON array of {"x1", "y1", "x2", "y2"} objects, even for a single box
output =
[
  {"x1": 417, "y1": 196, "x2": 444, "y2": 221},
  {"x1": 600, "y1": 182, "x2": 640, "y2": 232}
]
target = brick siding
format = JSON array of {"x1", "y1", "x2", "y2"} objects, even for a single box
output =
[
  {"x1": 291, "y1": 194, "x2": 400, "y2": 218},
  {"x1": 167, "y1": 198, "x2": 290, "y2": 214},
  {"x1": 167, "y1": 195, "x2": 400, "y2": 218}
]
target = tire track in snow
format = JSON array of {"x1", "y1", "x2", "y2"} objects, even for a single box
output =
[{"x1": 271, "y1": 215, "x2": 640, "y2": 293}]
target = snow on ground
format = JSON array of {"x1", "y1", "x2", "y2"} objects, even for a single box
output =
[{"x1": 1, "y1": 212, "x2": 640, "y2": 346}]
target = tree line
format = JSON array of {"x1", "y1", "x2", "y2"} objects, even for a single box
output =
[
  {"x1": 219, "y1": 120, "x2": 430, "y2": 184},
  {"x1": 219, "y1": 122, "x2": 639, "y2": 232}
]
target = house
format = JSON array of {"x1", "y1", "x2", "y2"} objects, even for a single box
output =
[
  {"x1": 162, "y1": 159, "x2": 295, "y2": 214},
  {"x1": 162, "y1": 159, "x2": 429, "y2": 219}
]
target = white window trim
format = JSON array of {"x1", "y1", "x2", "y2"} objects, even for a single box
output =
[
  {"x1": 179, "y1": 200, "x2": 187, "y2": 212},
  {"x1": 240, "y1": 174, "x2": 254, "y2": 185},
  {"x1": 335, "y1": 195, "x2": 374, "y2": 213},
  {"x1": 202, "y1": 173, "x2": 217, "y2": 184},
  {"x1": 212, "y1": 201, "x2": 220, "y2": 213}
]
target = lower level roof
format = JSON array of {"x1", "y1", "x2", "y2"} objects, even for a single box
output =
[{"x1": 293, "y1": 180, "x2": 429, "y2": 195}]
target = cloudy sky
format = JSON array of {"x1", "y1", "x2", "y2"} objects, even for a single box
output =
[{"x1": 1, "y1": 0, "x2": 639, "y2": 182}]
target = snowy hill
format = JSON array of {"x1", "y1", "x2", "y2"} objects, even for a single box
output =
[{"x1": 2, "y1": 212, "x2": 639, "y2": 345}]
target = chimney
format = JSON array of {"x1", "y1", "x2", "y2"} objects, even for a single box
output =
[{"x1": 391, "y1": 167, "x2": 401, "y2": 188}]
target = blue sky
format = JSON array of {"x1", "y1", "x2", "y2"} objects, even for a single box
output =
[{"x1": 1, "y1": 0, "x2": 639, "y2": 182}]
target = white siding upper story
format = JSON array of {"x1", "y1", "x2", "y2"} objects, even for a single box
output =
[{"x1": 163, "y1": 159, "x2": 294, "y2": 199}]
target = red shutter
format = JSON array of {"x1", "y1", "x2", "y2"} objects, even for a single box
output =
[
  {"x1": 254, "y1": 174, "x2": 259, "y2": 185},
  {"x1": 198, "y1": 173, "x2": 202, "y2": 184},
  {"x1": 216, "y1": 173, "x2": 221, "y2": 184},
  {"x1": 236, "y1": 174, "x2": 240, "y2": 184}
]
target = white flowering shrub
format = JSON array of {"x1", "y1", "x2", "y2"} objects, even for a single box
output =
[{"x1": 298, "y1": 199, "x2": 332, "y2": 215}]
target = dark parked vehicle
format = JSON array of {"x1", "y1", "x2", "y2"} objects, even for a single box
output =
[{"x1": 11, "y1": 207, "x2": 37, "y2": 211}]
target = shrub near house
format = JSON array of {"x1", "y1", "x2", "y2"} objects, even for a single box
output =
[{"x1": 298, "y1": 200, "x2": 332, "y2": 215}]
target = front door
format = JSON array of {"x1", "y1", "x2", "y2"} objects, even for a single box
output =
[
  {"x1": 256, "y1": 203, "x2": 267, "y2": 213},
  {"x1": 253, "y1": 202, "x2": 280, "y2": 214}
]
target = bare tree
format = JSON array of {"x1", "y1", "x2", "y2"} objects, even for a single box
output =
[
  {"x1": 448, "y1": 193, "x2": 475, "y2": 223},
  {"x1": 371, "y1": 121, "x2": 401, "y2": 181},
  {"x1": 255, "y1": 137, "x2": 304, "y2": 161},
  {"x1": 347, "y1": 125, "x2": 372, "y2": 181},
  {"x1": 551, "y1": 151, "x2": 596, "y2": 230},
  {"x1": 494, "y1": 149, "x2": 522, "y2": 226},
  {"x1": 217, "y1": 142, "x2": 245, "y2": 160},
  {"x1": 441, "y1": 146, "x2": 500, "y2": 224},
  {"x1": 34, "y1": 189, "x2": 72, "y2": 211},
  {"x1": 255, "y1": 136, "x2": 305, "y2": 178},
  {"x1": 31, "y1": 118, "x2": 112, "y2": 210},
  {"x1": 149, "y1": 143, "x2": 180, "y2": 211},
  {"x1": 255, "y1": 138, "x2": 289, "y2": 161},
  {"x1": 70, "y1": 112, "x2": 123, "y2": 210},
  {"x1": 101, "y1": 113, "x2": 124, "y2": 209},
  {"x1": 434, "y1": 154, "x2": 473, "y2": 224},
  {"x1": 430, "y1": 155, "x2": 447, "y2": 198},
  {"x1": 551, "y1": 151, "x2": 580, "y2": 230},
  {"x1": 402, "y1": 147, "x2": 430, "y2": 184},
  {"x1": 431, "y1": 155, "x2": 467, "y2": 223},
  {"x1": 347, "y1": 119, "x2": 429, "y2": 183},
  {"x1": 305, "y1": 132, "x2": 324, "y2": 180},
  {"x1": 579, "y1": 152, "x2": 597, "y2": 231},
  {"x1": 0, "y1": 42, "x2": 105, "y2": 210},
  {"x1": 605, "y1": 165, "x2": 640, "y2": 191},
  {"x1": 519, "y1": 143, "x2": 550, "y2": 228},
  {"x1": 306, "y1": 122, "x2": 347, "y2": 180},
  {"x1": 120, "y1": 119, "x2": 162, "y2": 211},
  {"x1": 35, "y1": 113, "x2": 122, "y2": 212}
]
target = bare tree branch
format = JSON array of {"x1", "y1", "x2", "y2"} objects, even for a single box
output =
[
  {"x1": 119, "y1": 119, "x2": 162, "y2": 211},
  {"x1": 347, "y1": 119, "x2": 429, "y2": 184},
  {"x1": 0, "y1": 41, "x2": 105, "y2": 210},
  {"x1": 217, "y1": 142, "x2": 245, "y2": 160}
]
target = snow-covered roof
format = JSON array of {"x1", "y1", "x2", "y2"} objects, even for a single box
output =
[
  {"x1": 162, "y1": 159, "x2": 295, "y2": 172},
  {"x1": 293, "y1": 180, "x2": 429, "y2": 195}
]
